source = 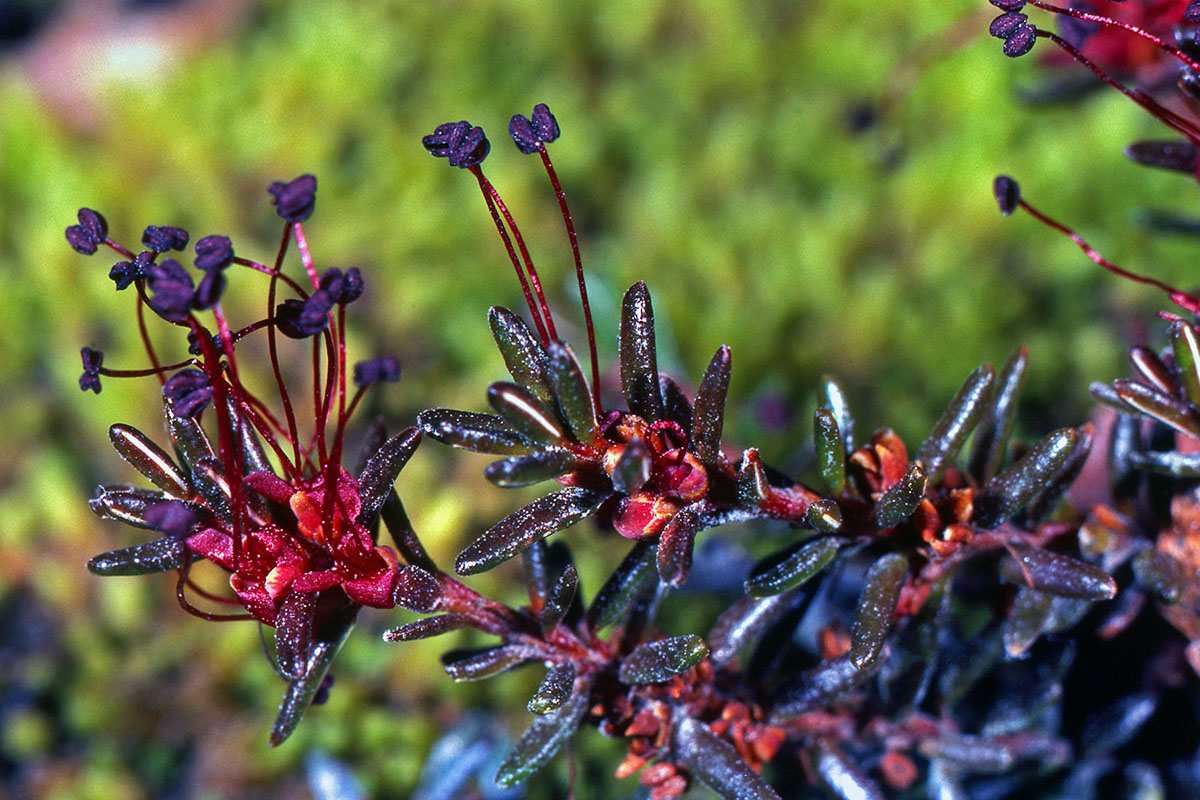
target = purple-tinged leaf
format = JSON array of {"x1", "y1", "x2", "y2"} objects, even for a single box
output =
[
  {"x1": 495, "y1": 681, "x2": 590, "y2": 787},
  {"x1": 817, "y1": 375, "x2": 855, "y2": 453},
  {"x1": 709, "y1": 589, "x2": 801, "y2": 666},
  {"x1": 737, "y1": 448, "x2": 769, "y2": 507},
  {"x1": 587, "y1": 539, "x2": 657, "y2": 631},
  {"x1": 109, "y1": 423, "x2": 190, "y2": 497},
  {"x1": 918, "y1": 735, "x2": 1015, "y2": 774},
  {"x1": 489, "y1": 306, "x2": 554, "y2": 406},
  {"x1": 443, "y1": 644, "x2": 531, "y2": 681},
  {"x1": 872, "y1": 463, "x2": 926, "y2": 529},
  {"x1": 524, "y1": 540, "x2": 551, "y2": 608},
  {"x1": 393, "y1": 565, "x2": 443, "y2": 612},
  {"x1": 805, "y1": 499, "x2": 842, "y2": 532},
  {"x1": 745, "y1": 537, "x2": 841, "y2": 598},
  {"x1": 850, "y1": 552, "x2": 908, "y2": 668},
  {"x1": 418, "y1": 408, "x2": 534, "y2": 455},
  {"x1": 611, "y1": 438, "x2": 652, "y2": 494},
  {"x1": 1170, "y1": 321, "x2": 1200, "y2": 406},
  {"x1": 540, "y1": 563, "x2": 578, "y2": 631},
  {"x1": 271, "y1": 607, "x2": 357, "y2": 747},
  {"x1": 976, "y1": 427, "x2": 1077, "y2": 527},
  {"x1": 1132, "y1": 548, "x2": 1187, "y2": 604},
  {"x1": 814, "y1": 408, "x2": 846, "y2": 495},
  {"x1": 528, "y1": 663, "x2": 575, "y2": 715},
  {"x1": 692, "y1": 345, "x2": 732, "y2": 464},
  {"x1": 1114, "y1": 379, "x2": 1200, "y2": 438},
  {"x1": 225, "y1": 395, "x2": 274, "y2": 476},
  {"x1": 771, "y1": 653, "x2": 885, "y2": 722},
  {"x1": 660, "y1": 375, "x2": 694, "y2": 435},
  {"x1": 814, "y1": 739, "x2": 885, "y2": 800},
  {"x1": 619, "y1": 635, "x2": 708, "y2": 683},
  {"x1": 1124, "y1": 139, "x2": 1199, "y2": 174},
  {"x1": 917, "y1": 364, "x2": 994, "y2": 483},
  {"x1": 166, "y1": 404, "x2": 215, "y2": 473},
  {"x1": 619, "y1": 281, "x2": 664, "y2": 421},
  {"x1": 276, "y1": 591, "x2": 317, "y2": 678},
  {"x1": 1025, "y1": 423, "x2": 1092, "y2": 522},
  {"x1": 970, "y1": 346, "x2": 1028, "y2": 482},
  {"x1": 1089, "y1": 381, "x2": 1128, "y2": 413},
  {"x1": 87, "y1": 537, "x2": 188, "y2": 576},
  {"x1": 192, "y1": 457, "x2": 235, "y2": 527},
  {"x1": 657, "y1": 506, "x2": 700, "y2": 587},
  {"x1": 1129, "y1": 346, "x2": 1176, "y2": 396},
  {"x1": 1003, "y1": 586, "x2": 1053, "y2": 658},
  {"x1": 380, "y1": 490, "x2": 437, "y2": 573},
  {"x1": 1006, "y1": 546, "x2": 1116, "y2": 601},
  {"x1": 455, "y1": 487, "x2": 608, "y2": 575},
  {"x1": 485, "y1": 448, "x2": 576, "y2": 487},
  {"x1": 89, "y1": 486, "x2": 167, "y2": 529},
  {"x1": 383, "y1": 614, "x2": 468, "y2": 642},
  {"x1": 675, "y1": 716, "x2": 781, "y2": 800},
  {"x1": 356, "y1": 427, "x2": 421, "y2": 524},
  {"x1": 546, "y1": 341, "x2": 597, "y2": 442},
  {"x1": 487, "y1": 382, "x2": 565, "y2": 444}
]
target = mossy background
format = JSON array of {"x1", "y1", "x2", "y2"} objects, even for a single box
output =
[{"x1": 0, "y1": 0, "x2": 1196, "y2": 797}]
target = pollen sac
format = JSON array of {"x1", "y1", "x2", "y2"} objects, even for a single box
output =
[
  {"x1": 268, "y1": 174, "x2": 318, "y2": 222},
  {"x1": 340, "y1": 267, "x2": 364, "y2": 303},
  {"x1": 108, "y1": 260, "x2": 140, "y2": 290},
  {"x1": 193, "y1": 235, "x2": 234, "y2": 270},
  {"x1": 509, "y1": 103, "x2": 561, "y2": 154},
  {"x1": 77, "y1": 207, "x2": 108, "y2": 241},
  {"x1": 1187, "y1": 1, "x2": 1200, "y2": 23},
  {"x1": 993, "y1": 175, "x2": 1020, "y2": 216},
  {"x1": 144, "y1": 500, "x2": 200, "y2": 538},
  {"x1": 163, "y1": 368, "x2": 213, "y2": 419},
  {"x1": 192, "y1": 269, "x2": 226, "y2": 311},
  {"x1": 990, "y1": 12, "x2": 1027, "y2": 39},
  {"x1": 421, "y1": 121, "x2": 490, "y2": 168},
  {"x1": 1002, "y1": 24, "x2": 1037, "y2": 57},
  {"x1": 353, "y1": 356, "x2": 401, "y2": 387},
  {"x1": 145, "y1": 259, "x2": 196, "y2": 322},
  {"x1": 988, "y1": 0, "x2": 1025, "y2": 11},
  {"x1": 79, "y1": 347, "x2": 103, "y2": 393},
  {"x1": 65, "y1": 225, "x2": 98, "y2": 255},
  {"x1": 275, "y1": 291, "x2": 334, "y2": 339},
  {"x1": 142, "y1": 225, "x2": 190, "y2": 253}
]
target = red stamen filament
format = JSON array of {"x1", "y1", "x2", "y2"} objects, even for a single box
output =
[
  {"x1": 539, "y1": 145, "x2": 602, "y2": 411},
  {"x1": 266, "y1": 223, "x2": 305, "y2": 471},
  {"x1": 175, "y1": 563, "x2": 255, "y2": 622},
  {"x1": 1028, "y1": 0, "x2": 1200, "y2": 73}
]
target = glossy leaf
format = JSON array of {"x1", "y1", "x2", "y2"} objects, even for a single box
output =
[
  {"x1": 487, "y1": 381, "x2": 565, "y2": 444},
  {"x1": 417, "y1": 408, "x2": 533, "y2": 455},
  {"x1": 1003, "y1": 586, "x2": 1053, "y2": 658},
  {"x1": 1089, "y1": 380, "x2": 1128, "y2": 413},
  {"x1": 817, "y1": 374, "x2": 855, "y2": 453},
  {"x1": 618, "y1": 635, "x2": 708, "y2": 683},
  {"x1": 523, "y1": 539, "x2": 551, "y2": 609},
  {"x1": 917, "y1": 364, "x2": 994, "y2": 483},
  {"x1": 976, "y1": 427, "x2": 1077, "y2": 527},
  {"x1": 1129, "y1": 347, "x2": 1176, "y2": 395},
  {"x1": 970, "y1": 345, "x2": 1028, "y2": 482},
  {"x1": 88, "y1": 486, "x2": 166, "y2": 529},
  {"x1": 1025, "y1": 423, "x2": 1093, "y2": 523},
  {"x1": 528, "y1": 663, "x2": 575, "y2": 714},
  {"x1": 192, "y1": 457, "x2": 235, "y2": 526},
  {"x1": 270, "y1": 608, "x2": 357, "y2": 747},
  {"x1": 745, "y1": 537, "x2": 841, "y2": 598},
  {"x1": 709, "y1": 589, "x2": 801, "y2": 666},
  {"x1": 109, "y1": 423, "x2": 190, "y2": 497},
  {"x1": 356, "y1": 427, "x2": 421, "y2": 524},
  {"x1": 1128, "y1": 449, "x2": 1200, "y2": 478},
  {"x1": 737, "y1": 448, "x2": 769, "y2": 506},
  {"x1": 166, "y1": 404, "x2": 215, "y2": 472},
  {"x1": 586, "y1": 539, "x2": 658, "y2": 630},
  {"x1": 455, "y1": 487, "x2": 608, "y2": 575},
  {"x1": 485, "y1": 448, "x2": 576, "y2": 487},
  {"x1": 226, "y1": 395, "x2": 274, "y2": 476},
  {"x1": 541, "y1": 564, "x2": 579, "y2": 631},
  {"x1": 443, "y1": 645, "x2": 530, "y2": 681},
  {"x1": 383, "y1": 614, "x2": 468, "y2": 642},
  {"x1": 611, "y1": 438, "x2": 652, "y2": 494},
  {"x1": 1114, "y1": 379, "x2": 1200, "y2": 438},
  {"x1": 661, "y1": 375, "x2": 694, "y2": 434},
  {"x1": 619, "y1": 281, "x2": 664, "y2": 421},
  {"x1": 545, "y1": 341, "x2": 597, "y2": 441},
  {"x1": 850, "y1": 552, "x2": 908, "y2": 668},
  {"x1": 771, "y1": 653, "x2": 884, "y2": 721},
  {"x1": 380, "y1": 490, "x2": 436, "y2": 573},
  {"x1": 1006, "y1": 546, "x2": 1117, "y2": 601},
  {"x1": 495, "y1": 683, "x2": 589, "y2": 787},
  {"x1": 675, "y1": 716, "x2": 781, "y2": 800},
  {"x1": 1132, "y1": 548, "x2": 1186, "y2": 604},
  {"x1": 657, "y1": 505, "x2": 700, "y2": 587},
  {"x1": 489, "y1": 305, "x2": 554, "y2": 405},
  {"x1": 87, "y1": 536, "x2": 189, "y2": 576},
  {"x1": 805, "y1": 499, "x2": 842, "y2": 532},
  {"x1": 393, "y1": 565, "x2": 443, "y2": 612},
  {"x1": 872, "y1": 462, "x2": 926, "y2": 529},
  {"x1": 1170, "y1": 321, "x2": 1200, "y2": 406},
  {"x1": 692, "y1": 345, "x2": 732, "y2": 463},
  {"x1": 276, "y1": 591, "x2": 317, "y2": 678},
  {"x1": 1124, "y1": 139, "x2": 1198, "y2": 173},
  {"x1": 813, "y1": 408, "x2": 845, "y2": 495},
  {"x1": 814, "y1": 739, "x2": 885, "y2": 800},
  {"x1": 919, "y1": 735, "x2": 1015, "y2": 774}
]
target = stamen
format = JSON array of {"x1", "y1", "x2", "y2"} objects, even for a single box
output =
[
  {"x1": 292, "y1": 222, "x2": 320, "y2": 290},
  {"x1": 98, "y1": 357, "x2": 196, "y2": 378},
  {"x1": 1027, "y1": 0, "x2": 1200, "y2": 73},
  {"x1": 266, "y1": 222, "x2": 305, "y2": 471}
]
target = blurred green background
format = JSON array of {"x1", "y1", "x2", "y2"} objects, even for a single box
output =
[{"x1": 1, "y1": 0, "x2": 1197, "y2": 797}]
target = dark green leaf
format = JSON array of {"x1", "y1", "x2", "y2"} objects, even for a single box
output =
[
  {"x1": 737, "y1": 448, "x2": 769, "y2": 507},
  {"x1": 619, "y1": 281, "x2": 663, "y2": 421},
  {"x1": 710, "y1": 590, "x2": 801, "y2": 666},
  {"x1": 586, "y1": 539, "x2": 657, "y2": 631},
  {"x1": 976, "y1": 428, "x2": 1077, "y2": 527},
  {"x1": 417, "y1": 408, "x2": 534, "y2": 455},
  {"x1": 850, "y1": 552, "x2": 908, "y2": 668},
  {"x1": 455, "y1": 487, "x2": 608, "y2": 575},
  {"x1": 383, "y1": 614, "x2": 468, "y2": 642},
  {"x1": 692, "y1": 345, "x2": 732, "y2": 464},
  {"x1": 813, "y1": 408, "x2": 845, "y2": 495},
  {"x1": 545, "y1": 341, "x2": 597, "y2": 442},
  {"x1": 1114, "y1": 379, "x2": 1200, "y2": 438},
  {"x1": 675, "y1": 716, "x2": 781, "y2": 800},
  {"x1": 485, "y1": 448, "x2": 576, "y2": 487},
  {"x1": 541, "y1": 564, "x2": 579, "y2": 631},
  {"x1": 270, "y1": 607, "x2": 357, "y2": 747},
  {"x1": 817, "y1": 375, "x2": 855, "y2": 454},
  {"x1": 489, "y1": 305, "x2": 554, "y2": 405},
  {"x1": 524, "y1": 540, "x2": 551, "y2": 608},
  {"x1": 1006, "y1": 546, "x2": 1116, "y2": 601},
  {"x1": 1130, "y1": 346, "x2": 1176, "y2": 395},
  {"x1": 814, "y1": 739, "x2": 884, "y2": 800},
  {"x1": 87, "y1": 537, "x2": 188, "y2": 576},
  {"x1": 528, "y1": 663, "x2": 575, "y2": 714},
  {"x1": 88, "y1": 486, "x2": 166, "y2": 529},
  {"x1": 771, "y1": 653, "x2": 884, "y2": 721},
  {"x1": 109, "y1": 423, "x2": 190, "y2": 497},
  {"x1": 487, "y1": 382, "x2": 565, "y2": 444},
  {"x1": 356, "y1": 427, "x2": 421, "y2": 525},
  {"x1": 1003, "y1": 586, "x2": 1053, "y2": 658},
  {"x1": 443, "y1": 645, "x2": 531, "y2": 681},
  {"x1": 745, "y1": 537, "x2": 841, "y2": 598},
  {"x1": 611, "y1": 438, "x2": 652, "y2": 494},
  {"x1": 805, "y1": 500, "x2": 842, "y2": 532},
  {"x1": 917, "y1": 364, "x2": 994, "y2": 483},
  {"x1": 657, "y1": 506, "x2": 700, "y2": 587},
  {"x1": 495, "y1": 682, "x2": 590, "y2": 787},
  {"x1": 872, "y1": 463, "x2": 926, "y2": 529},
  {"x1": 1132, "y1": 548, "x2": 1186, "y2": 604},
  {"x1": 970, "y1": 346, "x2": 1028, "y2": 482},
  {"x1": 619, "y1": 635, "x2": 708, "y2": 683},
  {"x1": 1171, "y1": 321, "x2": 1200, "y2": 406}
]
